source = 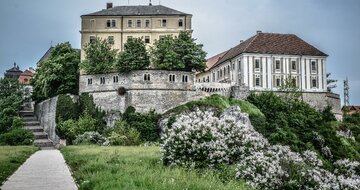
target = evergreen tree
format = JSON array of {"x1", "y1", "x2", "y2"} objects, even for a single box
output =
[{"x1": 117, "y1": 38, "x2": 150, "y2": 73}]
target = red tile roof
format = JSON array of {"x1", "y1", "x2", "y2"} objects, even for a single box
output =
[
  {"x1": 205, "y1": 51, "x2": 228, "y2": 71},
  {"x1": 210, "y1": 32, "x2": 327, "y2": 69},
  {"x1": 343, "y1": 106, "x2": 360, "y2": 111}
]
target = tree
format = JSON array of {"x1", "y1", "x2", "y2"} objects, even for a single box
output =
[
  {"x1": 80, "y1": 37, "x2": 118, "y2": 74},
  {"x1": 326, "y1": 73, "x2": 337, "y2": 92},
  {"x1": 116, "y1": 38, "x2": 150, "y2": 73},
  {"x1": 174, "y1": 31, "x2": 207, "y2": 72},
  {"x1": 151, "y1": 35, "x2": 184, "y2": 70},
  {"x1": 151, "y1": 31, "x2": 207, "y2": 71},
  {"x1": 279, "y1": 76, "x2": 302, "y2": 102},
  {"x1": 31, "y1": 42, "x2": 80, "y2": 102}
]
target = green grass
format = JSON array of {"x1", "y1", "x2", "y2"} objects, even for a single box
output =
[
  {"x1": 0, "y1": 146, "x2": 38, "y2": 185},
  {"x1": 61, "y1": 145, "x2": 252, "y2": 190}
]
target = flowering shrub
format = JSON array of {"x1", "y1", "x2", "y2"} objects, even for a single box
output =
[
  {"x1": 161, "y1": 105, "x2": 360, "y2": 189},
  {"x1": 73, "y1": 131, "x2": 109, "y2": 146}
]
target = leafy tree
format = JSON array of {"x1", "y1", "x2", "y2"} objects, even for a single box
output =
[
  {"x1": 174, "y1": 31, "x2": 207, "y2": 71},
  {"x1": 151, "y1": 35, "x2": 184, "y2": 70},
  {"x1": 279, "y1": 76, "x2": 302, "y2": 102},
  {"x1": 31, "y1": 42, "x2": 80, "y2": 102},
  {"x1": 117, "y1": 38, "x2": 150, "y2": 73},
  {"x1": 80, "y1": 37, "x2": 118, "y2": 74},
  {"x1": 326, "y1": 73, "x2": 337, "y2": 92}
]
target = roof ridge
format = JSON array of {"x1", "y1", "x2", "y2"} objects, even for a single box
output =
[{"x1": 243, "y1": 33, "x2": 259, "y2": 52}]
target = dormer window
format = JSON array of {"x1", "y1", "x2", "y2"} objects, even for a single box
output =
[
  {"x1": 106, "y1": 19, "x2": 116, "y2": 28},
  {"x1": 178, "y1": 19, "x2": 183, "y2": 27}
]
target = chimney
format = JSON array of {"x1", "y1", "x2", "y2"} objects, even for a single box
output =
[
  {"x1": 256, "y1": 30, "x2": 262, "y2": 34},
  {"x1": 106, "y1": 3, "x2": 113, "y2": 9}
]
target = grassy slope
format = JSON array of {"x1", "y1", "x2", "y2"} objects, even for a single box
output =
[
  {"x1": 61, "y1": 146, "x2": 251, "y2": 190},
  {"x1": 0, "y1": 146, "x2": 38, "y2": 185}
]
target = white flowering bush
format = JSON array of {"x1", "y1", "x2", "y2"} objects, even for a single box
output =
[
  {"x1": 160, "y1": 105, "x2": 360, "y2": 189},
  {"x1": 73, "y1": 131, "x2": 109, "y2": 146}
]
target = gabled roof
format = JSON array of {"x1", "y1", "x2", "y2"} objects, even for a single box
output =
[
  {"x1": 205, "y1": 51, "x2": 228, "y2": 71},
  {"x1": 211, "y1": 32, "x2": 328, "y2": 69},
  {"x1": 37, "y1": 47, "x2": 54, "y2": 64},
  {"x1": 83, "y1": 5, "x2": 191, "y2": 17}
]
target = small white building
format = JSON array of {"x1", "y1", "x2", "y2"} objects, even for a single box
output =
[{"x1": 197, "y1": 31, "x2": 328, "y2": 93}]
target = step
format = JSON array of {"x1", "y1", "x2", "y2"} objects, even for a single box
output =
[
  {"x1": 23, "y1": 116, "x2": 37, "y2": 121},
  {"x1": 19, "y1": 111, "x2": 34, "y2": 117},
  {"x1": 25, "y1": 126, "x2": 44, "y2": 133},
  {"x1": 34, "y1": 139, "x2": 53, "y2": 148},
  {"x1": 24, "y1": 121, "x2": 41, "y2": 126},
  {"x1": 33, "y1": 132, "x2": 48, "y2": 140}
]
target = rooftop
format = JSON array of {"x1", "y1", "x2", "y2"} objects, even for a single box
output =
[
  {"x1": 83, "y1": 5, "x2": 191, "y2": 17},
  {"x1": 211, "y1": 32, "x2": 328, "y2": 69}
]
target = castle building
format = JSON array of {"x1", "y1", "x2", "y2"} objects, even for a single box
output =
[
  {"x1": 197, "y1": 31, "x2": 328, "y2": 93},
  {"x1": 80, "y1": 3, "x2": 192, "y2": 61}
]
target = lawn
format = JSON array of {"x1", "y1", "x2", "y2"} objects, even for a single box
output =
[
  {"x1": 0, "y1": 146, "x2": 38, "y2": 185},
  {"x1": 61, "y1": 145, "x2": 252, "y2": 190}
]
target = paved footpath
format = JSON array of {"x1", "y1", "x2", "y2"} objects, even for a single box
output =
[{"x1": 1, "y1": 149, "x2": 77, "y2": 190}]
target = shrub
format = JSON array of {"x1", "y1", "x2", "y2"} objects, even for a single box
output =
[
  {"x1": 0, "y1": 128, "x2": 34, "y2": 145},
  {"x1": 122, "y1": 106, "x2": 161, "y2": 142},
  {"x1": 0, "y1": 108, "x2": 18, "y2": 133},
  {"x1": 56, "y1": 119, "x2": 77, "y2": 143},
  {"x1": 73, "y1": 131, "x2": 109, "y2": 146},
  {"x1": 108, "y1": 120, "x2": 140, "y2": 146},
  {"x1": 12, "y1": 116, "x2": 24, "y2": 128},
  {"x1": 56, "y1": 94, "x2": 78, "y2": 123}
]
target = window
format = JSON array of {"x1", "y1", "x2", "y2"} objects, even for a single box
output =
[
  {"x1": 128, "y1": 20, "x2": 133, "y2": 27},
  {"x1": 182, "y1": 75, "x2": 188, "y2": 82},
  {"x1": 159, "y1": 35, "x2": 165, "y2": 40},
  {"x1": 145, "y1": 20, "x2": 150, "y2": 27},
  {"x1": 108, "y1": 36, "x2": 114, "y2": 45},
  {"x1": 275, "y1": 77, "x2": 281, "y2": 87},
  {"x1": 136, "y1": 20, "x2": 141, "y2": 28},
  {"x1": 291, "y1": 61, "x2": 296, "y2": 71},
  {"x1": 178, "y1": 19, "x2": 183, "y2": 27},
  {"x1": 90, "y1": 36, "x2": 96, "y2": 43},
  {"x1": 203, "y1": 77, "x2": 205, "y2": 82},
  {"x1": 88, "y1": 78, "x2": 92, "y2": 85},
  {"x1": 311, "y1": 61, "x2": 316, "y2": 72},
  {"x1": 255, "y1": 75, "x2": 261, "y2": 86},
  {"x1": 217, "y1": 70, "x2": 220, "y2": 78},
  {"x1": 169, "y1": 74, "x2": 175, "y2": 82},
  {"x1": 228, "y1": 65, "x2": 230, "y2": 75},
  {"x1": 275, "y1": 60, "x2": 280, "y2": 70},
  {"x1": 232, "y1": 63, "x2": 235, "y2": 70},
  {"x1": 207, "y1": 76, "x2": 210, "y2": 82},
  {"x1": 212, "y1": 73, "x2": 215, "y2": 82},
  {"x1": 144, "y1": 36, "x2": 150, "y2": 44},
  {"x1": 113, "y1": 76, "x2": 118, "y2": 83},
  {"x1": 312, "y1": 77, "x2": 317, "y2": 88},
  {"x1": 144, "y1": 74, "x2": 151, "y2": 81},
  {"x1": 220, "y1": 70, "x2": 223, "y2": 78},
  {"x1": 100, "y1": 77, "x2": 105, "y2": 84},
  {"x1": 106, "y1": 19, "x2": 116, "y2": 28},
  {"x1": 238, "y1": 60, "x2": 241, "y2": 72},
  {"x1": 90, "y1": 19, "x2": 95, "y2": 28},
  {"x1": 255, "y1": 59, "x2": 260, "y2": 71},
  {"x1": 162, "y1": 19, "x2": 167, "y2": 27}
]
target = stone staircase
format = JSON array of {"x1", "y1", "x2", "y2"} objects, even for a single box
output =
[{"x1": 20, "y1": 110, "x2": 54, "y2": 148}]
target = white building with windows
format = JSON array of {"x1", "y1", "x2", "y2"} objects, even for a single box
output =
[{"x1": 197, "y1": 31, "x2": 328, "y2": 93}]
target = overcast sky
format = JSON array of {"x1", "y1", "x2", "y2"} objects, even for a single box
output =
[{"x1": 0, "y1": 0, "x2": 359, "y2": 105}]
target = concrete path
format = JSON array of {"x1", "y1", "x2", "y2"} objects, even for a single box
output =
[{"x1": 1, "y1": 150, "x2": 77, "y2": 190}]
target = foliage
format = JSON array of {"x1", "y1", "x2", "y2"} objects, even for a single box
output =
[
  {"x1": 56, "y1": 94, "x2": 79, "y2": 123},
  {"x1": 247, "y1": 92, "x2": 360, "y2": 163},
  {"x1": 108, "y1": 120, "x2": 141, "y2": 146},
  {"x1": 80, "y1": 37, "x2": 118, "y2": 74},
  {"x1": 12, "y1": 116, "x2": 24, "y2": 128},
  {"x1": 0, "y1": 108, "x2": 18, "y2": 134},
  {"x1": 151, "y1": 35, "x2": 184, "y2": 70},
  {"x1": 122, "y1": 106, "x2": 161, "y2": 142},
  {"x1": 78, "y1": 93, "x2": 106, "y2": 132},
  {"x1": 0, "y1": 146, "x2": 38, "y2": 184},
  {"x1": 73, "y1": 131, "x2": 109, "y2": 146},
  {"x1": 31, "y1": 42, "x2": 80, "y2": 102},
  {"x1": 0, "y1": 77, "x2": 23, "y2": 99},
  {"x1": 56, "y1": 119, "x2": 77, "y2": 143},
  {"x1": 60, "y1": 146, "x2": 251, "y2": 190},
  {"x1": 116, "y1": 37, "x2": 150, "y2": 73},
  {"x1": 151, "y1": 31, "x2": 207, "y2": 71},
  {"x1": 279, "y1": 76, "x2": 302, "y2": 101},
  {"x1": 0, "y1": 128, "x2": 34, "y2": 145}
]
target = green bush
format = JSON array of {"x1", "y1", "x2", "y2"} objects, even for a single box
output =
[
  {"x1": 73, "y1": 131, "x2": 108, "y2": 146},
  {"x1": 108, "y1": 120, "x2": 141, "y2": 146},
  {"x1": 56, "y1": 119, "x2": 77, "y2": 143},
  {"x1": 56, "y1": 94, "x2": 78, "y2": 123},
  {"x1": 0, "y1": 128, "x2": 34, "y2": 145},
  {"x1": 12, "y1": 116, "x2": 24, "y2": 128},
  {"x1": 0, "y1": 108, "x2": 18, "y2": 133},
  {"x1": 122, "y1": 106, "x2": 161, "y2": 142}
]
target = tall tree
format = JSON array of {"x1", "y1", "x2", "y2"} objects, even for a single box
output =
[
  {"x1": 151, "y1": 35, "x2": 184, "y2": 70},
  {"x1": 80, "y1": 37, "x2": 118, "y2": 74},
  {"x1": 31, "y1": 42, "x2": 80, "y2": 102},
  {"x1": 117, "y1": 38, "x2": 150, "y2": 73},
  {"x1": 174, "y1": 31, "x2": 207, "y2": 72}
]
